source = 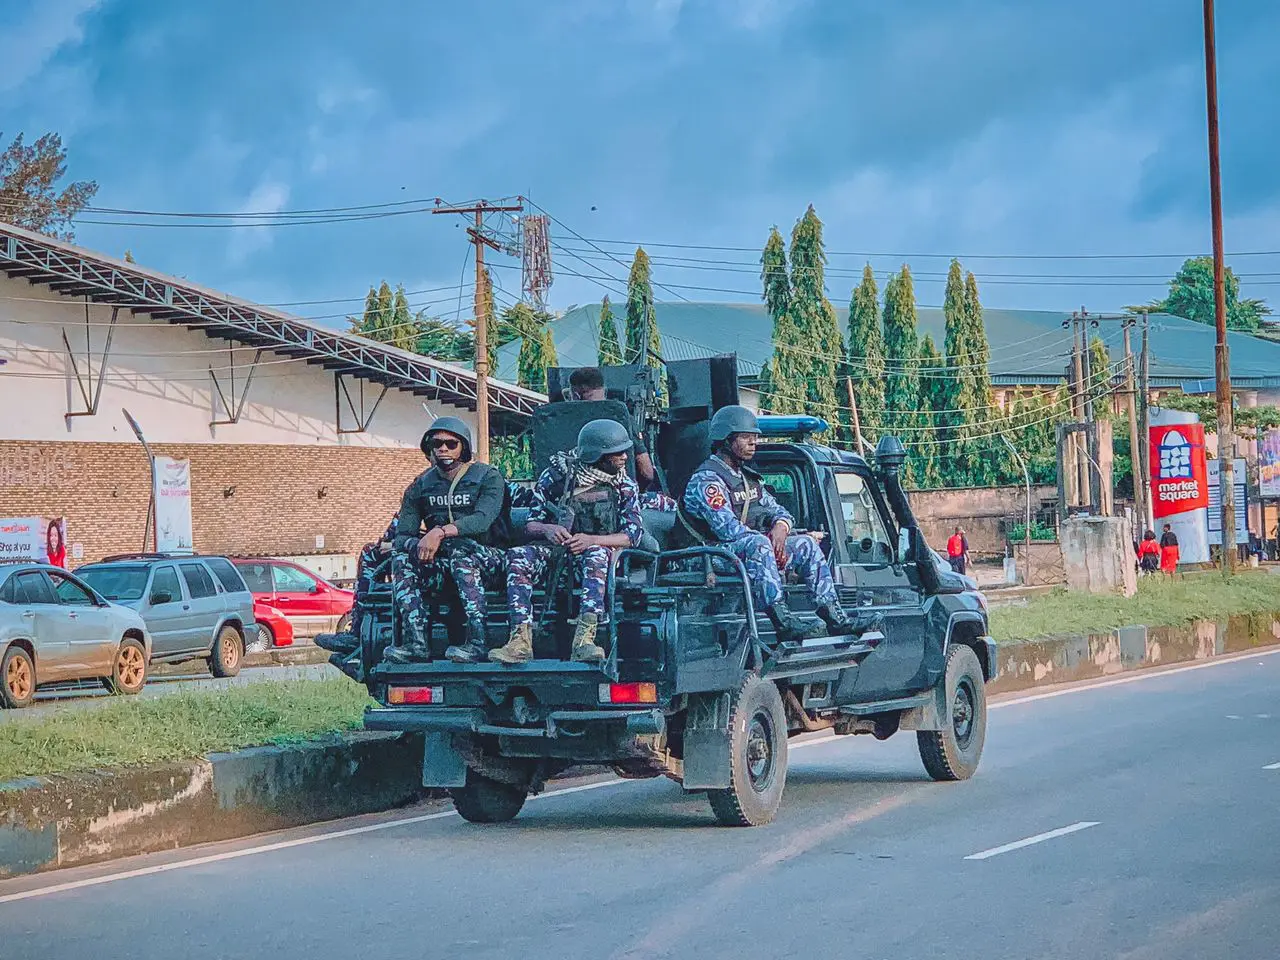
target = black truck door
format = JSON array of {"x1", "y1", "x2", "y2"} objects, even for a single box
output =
[{"x1": 827, "y1": 469, "x2": 929, "y2": 701}]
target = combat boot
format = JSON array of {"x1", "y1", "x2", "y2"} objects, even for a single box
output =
[
  {"x1": 570, "y1": 614, "x2": 606, "y2": 663},
  {"x1": 316, "y1": 631, "x2": 358, "y2": 655},
  {"x1": 765, "y1": 600, "x2": 825, "y2": 644},
  {"x1": 445, "y1": 621, "x2": 489, "y2": 664},
  {"x1": 816, "y1": 603, "x2": 856, "y2": 637},
  {"x1": 383, "y1": 620, "x2": 432, "y2": 664},
  {"x1": 489, "y1": 623, "x2": 533, "y2": 665}
]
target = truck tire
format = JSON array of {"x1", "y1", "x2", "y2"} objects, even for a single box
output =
[
  {"x1": 707, "y1": 674, "x2": 788, "y2": 827},
  {"x1": 917, "y1": 644, "x2": 987, "y2": 781},
  {"x1": 450, "y1": 771, "x2": 528, "y2": 823}
]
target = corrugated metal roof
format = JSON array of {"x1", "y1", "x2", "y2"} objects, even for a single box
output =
[{"x1": 500, "y1": 301, "x2": 1280, "y2": 390}]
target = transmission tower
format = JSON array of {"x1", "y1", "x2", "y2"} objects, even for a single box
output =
[{"x1": 521, "y1": 213, "x2": 553, "y2": 309}]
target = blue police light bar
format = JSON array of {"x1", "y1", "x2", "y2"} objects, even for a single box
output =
[{"x1": 756, "y1": 415, "x2": 830, "y2": 438}]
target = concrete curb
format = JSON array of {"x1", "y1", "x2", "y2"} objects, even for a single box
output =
[
  {"x1": 4, "y1": 613, "x2": 1279, "y2": 880},
  {"x1": 0, "y1": 732, "x2": 427, "y2": 879}
]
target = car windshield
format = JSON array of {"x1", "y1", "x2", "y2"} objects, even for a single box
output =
[{"x1": 78, "y1": 565, "x2": 150, "y2": 601}]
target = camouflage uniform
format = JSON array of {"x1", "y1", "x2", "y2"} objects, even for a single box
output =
[
  {"x1": 683, "y1": 455, "x2": 839, "y2": 611},
  {"x1": 506, "y1": 461, "x2": 644, "y2": 627},
  {"x1": 351, "y1": 513, "x2": 398, "y2": 637},
  {"x1": 392, "y1": 537, "x2": 507, "y2": 631}
]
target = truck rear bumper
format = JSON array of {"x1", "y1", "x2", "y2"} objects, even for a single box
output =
[{"x1": 364, "y1": 706, "x2": 666, "y2": 739}]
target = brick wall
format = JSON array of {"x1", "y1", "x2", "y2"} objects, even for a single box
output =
[
  {"x1": 0, "y1": 441, "x2": 427, "y2": 565},
  {"x1": 912, "y1": 484, "x2": 1058, "y2": 557}
]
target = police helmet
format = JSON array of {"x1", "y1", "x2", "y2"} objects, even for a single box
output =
[
  {"x1": 708, "y1": 405, "x2": 761, "y2": 443},
  {"x1": 420, "y1": 416, "x2": 474, "y2": 461},
  {"x1": 575, "y1": 418, "x2": 633, "y2": 464}
]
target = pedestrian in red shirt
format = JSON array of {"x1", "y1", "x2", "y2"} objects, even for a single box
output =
[
  {"x1": 1159, "y1": 523, "x2": 1180, "y2": 576},
  {"x1": 1138, "y1": 530, "x2": 1160, "y2": 576},
  {"x1": 946, "y1": 526, "x2": 969, "y2": 575}
]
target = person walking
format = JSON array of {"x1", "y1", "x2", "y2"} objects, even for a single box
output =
[
  {"x1": 1159, "y1": 523, "x2": 1180, "y2": 577},
  {"x1": 946, "y1": 526, "x2": 970, "y2": 576},
  {"x1": 1138, "y1": 530, "x2": 1161, "y2": 576}
]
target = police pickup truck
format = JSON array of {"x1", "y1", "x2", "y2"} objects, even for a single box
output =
[{"x1": 333, "y1": 359, "x2": 995, "y2": 827}]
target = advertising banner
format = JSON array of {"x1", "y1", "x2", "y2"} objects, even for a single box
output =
[
  {"x1": 1260, "y1": 428, "x2": 1280, "y2": 498},
  {"x1": 0, "y1": 516, "x2": 68, "y2": 566},
  {"x1": 153, "y1": 457, "x2": 194, "y2": 553},
  {"x1": 1149, "y1": 411, "x2": 1210, "y2": 563},
  {"x1": 1207, "y1": 458, "x2": 1248, "y2": 545}
]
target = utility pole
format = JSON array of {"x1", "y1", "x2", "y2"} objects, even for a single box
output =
[
  {"x1": 1203, "y1": 0, "x2": 1236, "y2": 571},
  {"x1": 432, "y1": 199, "x2": 524, "y2": 463},
  {"x1": 1139, "y1": 310, "x2": 1153, "y2": 529},
  {"x1": 845, "y1": 376, "x2": 868, "y2": 454},
  {"x1": 1123, "y1": 317, "x2": 1145, "y2": 533}
]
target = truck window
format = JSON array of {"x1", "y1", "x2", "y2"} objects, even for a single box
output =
[
  {"x1": 753, "y1": 466, "x2": 803, "y2": 525},
  {"x1": 834, "y1": 471, "x2": 893, "y2": 564}
]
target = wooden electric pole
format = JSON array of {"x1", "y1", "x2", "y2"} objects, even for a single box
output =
[
  {"x1": 432, "y1": 200, "x2": 524, "y2": 463},
  {"x1": 1123, "y1": 318, "x2": 1145, "y2": 532},
  {"x1": 1203, "y1": 0, "x2": 1236, "y2": 571}
]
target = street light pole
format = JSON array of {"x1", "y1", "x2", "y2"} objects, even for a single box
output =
[{"x1": 1203, "y1": 0, "x2": 1237, "y2": 571}]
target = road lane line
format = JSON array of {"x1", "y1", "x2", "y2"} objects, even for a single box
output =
[
  {"x1": 1263, "y1": 762, "x2": 1280, "y2": 770},
  {"x1": 991, "y1": 646, "x2": 1280, "y2": 709},
  {"x1": 964, "y1": 821, "x2": 1100, "y2": 861},
  {"x1": 0, "y1": 777, "x2": 625, "y2": 906}
]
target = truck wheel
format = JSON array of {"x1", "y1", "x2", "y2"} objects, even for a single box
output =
[
  {"x1": 707, "y1": 675, "x2": 788, "y2": 827},
  {"x1": 450, "y1": 771, "x2": 527, "y2": 823},
  {"x1": 917, "y1": 644, "x2": 987, "y2": 781}
]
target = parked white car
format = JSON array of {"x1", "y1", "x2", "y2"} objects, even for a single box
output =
[{"x1": 0, "y1": 561, "x2": 152, "y2": 708}]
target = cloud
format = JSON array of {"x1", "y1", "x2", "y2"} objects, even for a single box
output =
[
  {"x1": 316, "y1": 83, "x2": 377, "y2": 116},
  {"x1": 0, "y1": 0, "x2": 102, "y2": 94},
  {"x1": 226, "y1": 181, "x2": 291, "y2": 266}
]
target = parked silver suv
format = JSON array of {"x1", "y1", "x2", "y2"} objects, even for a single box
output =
[
  {"x1": 76, "y1": 554, "x2": 256, "y2": 678},
  {"x1": 0, "y1": 562, "x2": 152, "y2": 708}
]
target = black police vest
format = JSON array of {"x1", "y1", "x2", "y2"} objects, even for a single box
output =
[
  {"x1": 414, "y1": 463, "x2": 505, "y2": 545},
  {"x1": 679, "y1": 457, "x2": 772, "y2": 543},
  {"x1": 545, "y1": 475, "x2": 622, "y2": 536}
]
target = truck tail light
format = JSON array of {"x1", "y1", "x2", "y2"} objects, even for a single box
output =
[
  {"x1": 388, "y1": 685, "x2": 443, "y2": 705},
  {"x1": 599, "y1": 682, "x2": 657, "y2": 704}
]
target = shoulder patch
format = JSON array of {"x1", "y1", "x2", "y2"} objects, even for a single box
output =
[{"x1": 703, "y1": 483, "x2": 728, "y2": 510}]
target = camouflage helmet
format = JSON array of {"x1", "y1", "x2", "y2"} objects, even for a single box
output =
[
  {"x1": 420, "y1": 416, "x2": 474, "y2": 461},
  {"x1": 708, "y1": 405, "x2": 761, "y2": 443},
  {"x1": 575, "y1": 418, "x2": 633, "y2": 464}
]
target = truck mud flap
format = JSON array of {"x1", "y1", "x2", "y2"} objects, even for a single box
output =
[
  {"x1": 680, "y1": 692, "x2": 732, "y2": 790},
  {"x1": 422, "y1": 731, "x2": 467, "y2": 788}
]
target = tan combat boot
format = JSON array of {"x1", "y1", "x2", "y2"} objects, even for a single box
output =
[
  {"x1": 489, "y1": 623, "x2": 533, "y2": 664},
  {"x1": 570, "y1": 614, "x2": 606, "y2": 663}
]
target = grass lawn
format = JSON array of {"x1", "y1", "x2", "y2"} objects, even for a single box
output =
[
  {"x1": 990, "y1": 570, "x2": 1280, "y2": 643},
  {"x1": 0, "y1": 678, "x2": 372, "y2": 783}
]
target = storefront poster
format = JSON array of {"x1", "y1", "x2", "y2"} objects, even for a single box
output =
[
  {"x1": 0, "y1": 516, "x2": 68, "y2": 566},
  {"x1": 1259, "y1": 429, "x2": 1280, "y2": 498},
  {"x1": 153, "y1": 457, "x2": 193, "y2": 553}
]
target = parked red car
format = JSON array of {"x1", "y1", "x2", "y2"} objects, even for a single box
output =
[
  {"x1": 232, "y1": 559, "x2": 354, "y2": 642},
  {"x1": 251, "y1": 601, "x2": 294, "y2": 649}
]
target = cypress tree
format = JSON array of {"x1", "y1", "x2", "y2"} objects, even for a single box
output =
[
  {"x1": 625, "y1": 248, "x2": 661, "y2": 370},
  {"x1": 597, "y1": 295, "x2": 624, "y2": 366},
  {"x1": 760, "y1": 226, "x2": 804, "y2": 414},
  {"x1": 787, "y1": 206, "x2": 843, "y2": 433},
  {"x1": 508, "y1": 304, "x2": 560, "y2": 393},
  {"x1": 882, "y1": 266, "x2": 929, "y2": 484},
  {"x1": 847, "y1": 264, "x2": 886, "y2": 441},
  {"x1": 963, "y1": 271, "x2": 1004, "y2": 484},
  {"x1": 915, "y1": 334, "x2": 946, "y2": 487},
  {"x1": 389, "y1": 284, "x2": 418, "y2": 351}
]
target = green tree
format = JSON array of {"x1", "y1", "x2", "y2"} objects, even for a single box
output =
[
  {"x1": 388, "y1": 285, "x2": 419, "y2": 351},
  {"x1": 760, "y1": 226, "x2": 804, "y2": 413},
  {"x1": 597, "y1": 295, "x2": 624, "y2": 366},
  {"x1": 846, "y1": 264, "x2": 886, "y2": 442},
  {"x1": 507, "y1": 303, "x2": 558, "y2": 392},
  {"x1": 1146, "y1": 256, "x2": 1270, "y2": 332},
  {"x1": 915, "y1": 334, "x2": 946, "y2": 487},
  {"x1": 882, "y1": 267, "x2": 928, "y2": 483},
  {"x1": 963, "y1": 271, "x2": 1004, "y2": 485},
  {"x1": 787, "y1": 206, "x2": 842, "y2": 433},
  {"x1": 0, "y1": 132, "x2": 98, "y2": 241},
  {"x1": 939, "y1": 260, "x2": 974, "y2": 480},
  {"x1": 625, "y1": 248, "x2": 662, "y2": 371},
  {"x1": 469, "y1": 268, "x2": 498, "y2": 374}
]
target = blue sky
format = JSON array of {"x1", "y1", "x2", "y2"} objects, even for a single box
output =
[{"x1": 4, "y1": 0, "x2": 1279, "y2": 331}]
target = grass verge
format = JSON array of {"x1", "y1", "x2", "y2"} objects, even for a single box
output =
[
  {"x1": 0, "y1": 678, "x2": 372, "y2": 783},
  {"x1": 990, "y1": 570, "x2": 1280, "y2": 643}
]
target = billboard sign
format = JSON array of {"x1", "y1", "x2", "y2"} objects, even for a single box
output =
[
  {"x1": 1260, "y1": 429, "x2": 1280, "y2": 498},
  {"x1": 1149, "y1": 412, "x2": 1210, "y2": 563},
  {"x1": 1207, "y1": 457, "x2": 1249, "y2": 545},
  {"x1": 0, "y1": 517, "x2": 69, "y2": 566},
  {"x1": 153, "y1": 457, "x2": 194, "y2": 553}
]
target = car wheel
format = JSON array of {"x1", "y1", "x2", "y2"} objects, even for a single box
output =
[
  {"x1": 209, "y1": 625, "x2": 243, "y2": 678},
  {"x1": 336, "y1": 612, "x2": 352, "y2": 634},
  {"x1": 1, "y1": 646, "x2": 36, "y2": 709},
  {"x1": 105, "y1": 638, "x2": 147, "y2": 695},
  {"x1": 706, "y1": 674, "x2": 789, "y2": 827},
  {"x1": 248, "y1": 623, "x2": 274, "y2": 653},
  {"x1": 917, "y1": 644, "x2": 987, "y2": 782}
]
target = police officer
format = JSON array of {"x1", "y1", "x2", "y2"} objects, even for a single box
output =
[
  {"x1": 490, "y1": 419, "x2": 645, "y2": 665},
  {"x1": 681, "y1": 405, "x2": 854, "y2": 642},
  {"x1": 316, "y1": 512, "x2": 398, "y2": 656},
  {"x1": 567, "y1": 366, "x2": 658, "y2": 491},
  {"x1": 386, "y1": 417, "x2": 510, "y2": 664}
]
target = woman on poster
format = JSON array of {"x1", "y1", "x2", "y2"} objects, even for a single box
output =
[{"x1": 45, "y1": 518, "x2": 66, "y2": 568}]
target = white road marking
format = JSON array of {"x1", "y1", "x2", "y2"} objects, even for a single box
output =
[
  {"x1": 991, "y1": 647, "x2": 1280, "y2": 710},
  {"x1": 964, "y1": 821, "x2": 1100, "y2": 861},
  {"x1": 0, "y1": 777, "x2": 623, "y2": 906},
  {"x1": 1257, "y1": 714, "x2": 1271, "y2": 719},
  {"x1": 1263, "y1": 762, "x2": 1280, "y2": 770},
  {"x1": 1226, "y1": 715, "x2": 1243, "y2": 720}
]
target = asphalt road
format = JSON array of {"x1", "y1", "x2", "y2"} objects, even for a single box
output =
[{"x1": 1, "y1": 651, "x2": 1277, "y2": 959}]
